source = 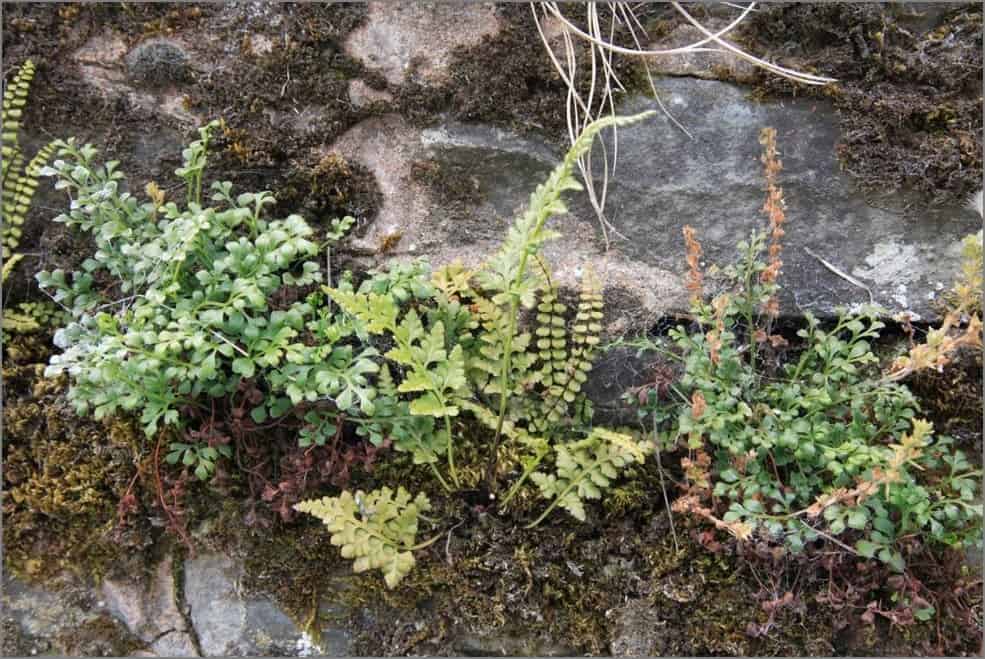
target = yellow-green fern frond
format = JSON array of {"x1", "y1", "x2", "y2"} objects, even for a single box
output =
[{"x1": 2, "y1": 60, "x2": 57, "y2": 258}]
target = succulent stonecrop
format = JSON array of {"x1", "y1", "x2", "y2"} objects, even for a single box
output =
[{"x1": 294, "y1": 487, "x2": 437, "y2": 589}]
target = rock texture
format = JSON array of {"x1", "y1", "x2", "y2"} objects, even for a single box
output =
[
  {"x1": 593, "y1": 81, "x2": 981, "y2": 319},
  {"x1": 182, "y1": 554, "x2": 326, "y2": 656},
  {"x1": 2, "y1": 574, "x2": 144, "y2": 656},
  {"x1": 329, "y1": 114, "x2": 687, "y2": 334},
  {"x1": 101, "y1": 556, "x2": 199, "y2": 656},
  {"x1": 344, "y1": 2, "x2": 501, "y2": 86}
]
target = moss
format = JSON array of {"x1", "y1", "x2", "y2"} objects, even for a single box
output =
[
  {"x1": 275, "y1": 152, "x2": 382, "y2": 235},
  {"x1": 1, "y1": 332, "x2": 155, "y2": 584},
  {"x1": 740, "y1": 2, "x2": 982, "y2": 204},
  {"x1": 54, "y1": 613, "x2": 146, "y2": 656},
  {"x1": 906, "y1": 346, "x2": 983, "y2": 451},
  {"x1": 125, "y1": 38, "x2": 191, "y2": 88},
  {"x1": 393, "y1": 5, "x2": 646, "y2": 145}
]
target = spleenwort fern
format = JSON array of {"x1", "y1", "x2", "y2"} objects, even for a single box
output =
[
  {"x1": 2, "y1": 59, "x2": 58, "y2": 260},
  {"x1": 295, "y1": 487, "x2": 438, "y2": 588},
  {"x1": 478, "y1": 111, "x2": 656, "y2": 462},
  {"x1": 530, "y1": 267, "x2": 604, "y2": 433}
]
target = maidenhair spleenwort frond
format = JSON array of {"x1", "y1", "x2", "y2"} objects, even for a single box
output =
[
  {"x1": 531, "y1": 267, "x2": 604, "y2": 433},
  {"x1": 295, "y1": 487, "x2": 439, "y2": 589},
  {"x1": 480, "y1": 110, "x2": 654, "y2": 481},
  {"x1": 1, "y1": 59, "x2": 36, "y2": 171},
  {"x1": 527, "y1": 427, "x2": 648, "y2": 527},
  {"x1": 2, "y1": 60, "x2": 57, "y2": 259}
]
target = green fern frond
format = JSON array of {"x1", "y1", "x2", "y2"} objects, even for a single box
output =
[
  {"x1": 527, "y1": 267, "x2": 604, "y2": 433},
  {"x1": 2, "y1": 60, "x2": 57, "y2": 258},
  {"x1": 477, "y1": 110, "x2": 654, "y2": 455},
  {"x1": 2, "y1": 59, "x2": 36, "y2": 169},
  {"x1": 476, "y1": 110, "x2": 655, "y2": 306},
  {"x1": 2, "y1": 310, "x2": 41, "y2": 333},
  {"x1": 2, "y1": 253, "x2": 23, "y2": 282},
  {"x1": 470, "y1": 295, "x2": 534, "y2": 395},
  {"x1": 295, "y1": 487, "x2": 436, "y2": 588},
  {"x1": 527, "y1": 427, "x2": 648, "y2": 527}
]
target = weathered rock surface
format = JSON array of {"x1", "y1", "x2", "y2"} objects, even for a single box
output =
[
  {"x1": 644, "y1": 16, "x2": 759, "y2": 82},
  {"x1": 329, "y1": 114, "x2": 687, "y2": 334},
  {"x1": 607, "y1": 598, "x2": 672, "y2": 656},
  {"x1": 2, "y1": 574, "x2": 144, "y2": 656},
  {"x1": 101, "y1": 555, "x2": 199, "y2": 656},
  {"x1": 71, "y1": 31, "x2": 202, "y2": 125},
  {"x1": 183, "y1": 553, "x2": 327, "y2": 656},
  {"x1": 344, "y1": 2, "x2": 501, "y2": 86},
  {"x1": 594, "y1": 81, "x2": 981, "y2": 319},
  {"x1": 347, "y1": 79, "x2": 394, "y2": 109},
  {"x1": 3, "y1": 553, "x2": 358, "y2": 657}
]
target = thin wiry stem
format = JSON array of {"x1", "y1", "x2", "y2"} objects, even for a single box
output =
[{"x1": 531, "y1": 2, "x2": 836, "y2": 250}]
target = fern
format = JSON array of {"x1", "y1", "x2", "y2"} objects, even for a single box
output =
[
  {"x1": 327, "y1": 288, "x2": 469, "y2": 486},
  {"x1": 476, "y1": 110, "x2": 655, "y2": 460},
  {"x1": 527, "y1": 267, "x2": 603, "y2": 433},
  {"x1": 2, "y1": 60, "x2": 57, "y2": 260},
  {"x1": 294, "y1": 487, "x2": 438, "y2": 588},
  {"x1": 527, "y1": 427, "x2": 649, "y2": 527}
]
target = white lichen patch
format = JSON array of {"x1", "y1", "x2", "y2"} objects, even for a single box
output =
[{"x1": 852, "y1": 239, "x2": 922, "y2": 288}]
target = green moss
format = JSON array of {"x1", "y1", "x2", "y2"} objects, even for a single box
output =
[
  {"x1": 1, "y1": 332, "x2": 154, "y2": 583},
  {"x1": 740, "y1": 2, "x2": 982, "y2": 204}
]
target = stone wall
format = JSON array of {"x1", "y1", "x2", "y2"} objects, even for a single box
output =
[{"x1": 2, "y1": 3, "x2": 981, "y2": 656}]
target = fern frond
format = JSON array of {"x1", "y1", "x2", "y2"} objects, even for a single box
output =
[
  {"x1": 2, "y1": 310, "x2": 41, "y2": 333},
  {"x1": 295, "y1": 487, "x2": 435, "y2": 588},
  {"x1": 476, "y1": 112, "x2": 652, "y2": 476},
  {"x1": 470, "y1": 295, "x2": 534, "y2": 395},
  {"x1": 3, "y1": 141, "x2": 57, "y2": 258},
  {"x1": 2, "y1": 252, "x2": 23, "y2": 283},
  {"x1": 526, "y1": 427, "x2": 648, "y2": 526},
  {"x1": 476, "y1": 111, "x2": 655, "y2": 305},
  {"x1": 2, "y1": 59, "x2": 36, "y2": 171},
  {"x1": 531, "y1": 267, "x2": 604, "y2": 433},
  {"x1": 2, "y1": 60, "x2": 56, "y2": 258}
]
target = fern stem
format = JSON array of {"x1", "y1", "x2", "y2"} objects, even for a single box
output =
[
  {"x1": 499, "y1": 451, "x2": 549, "y2": 507},
  {"x1": 444, "y1": 413, "x2": 459, "y2": 487},
  {"x1": 408, "y1": 533, "x2": 443, "y2": 552},
  {"x1": 428, "y1": 462, "x2": 453, "y2": 493},
  {"x1": 524, "y1": 458, "x2": 602, "y2": 529},
  {"x1": 743, "y1": 243, "x2": 758, "y2": 372},
  {"x1": 524, "y1": 477, "x2": 578, "y2": 529}
]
